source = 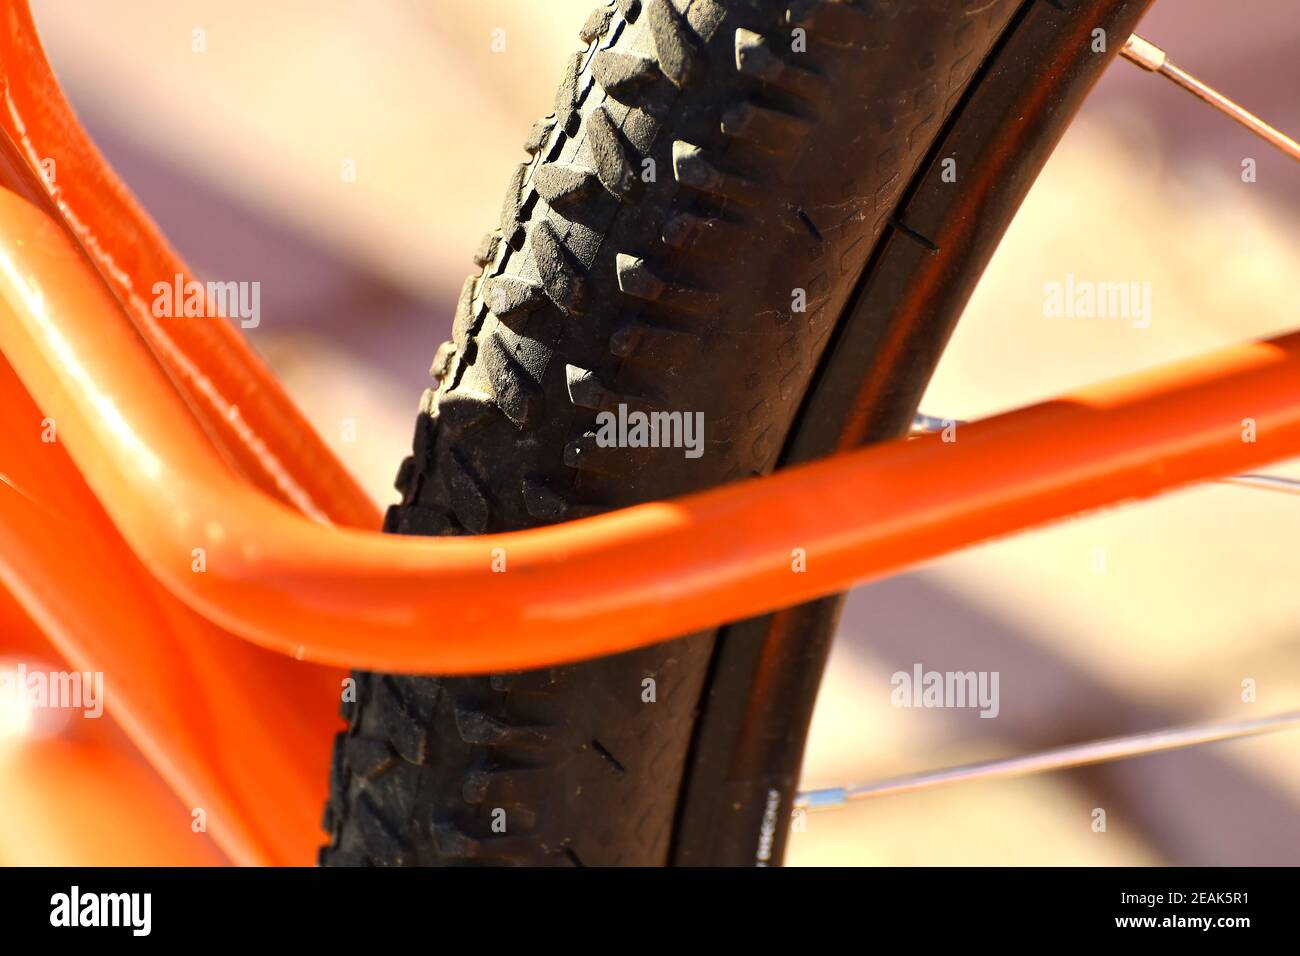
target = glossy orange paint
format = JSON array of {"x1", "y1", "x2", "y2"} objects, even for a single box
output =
[
  {"x1": 0, "y1": 735, "x2": 231, "y2": 866},
  {"x1": 0, "y1": 0, "x2": 379, "y2": 530},
  {"x1": 0, "y1": 338, "x2": 345, "y2": 867},
  {"x1": 1, "y1": 0, "x2": 1297, "y2": 869},
  {"x1": 0, "y1": 584, "x2": 228, "y2": 865},
  {"x1": 2, "y1": 186, "x2": 1298, "y2": 676}
]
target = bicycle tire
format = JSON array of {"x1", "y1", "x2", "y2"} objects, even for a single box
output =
[{"x1": 320, "y1": 0, "x2": 1144, "y2": 867}]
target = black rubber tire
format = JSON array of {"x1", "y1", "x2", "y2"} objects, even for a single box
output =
[{"x1": 320, "y1": 0, "x2": 1022, "y2": 866}]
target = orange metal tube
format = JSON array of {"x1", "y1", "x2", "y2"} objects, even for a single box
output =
[
  {"x1": 0, "y1": 0, "x2": 379, "y2": 530},
  {"x1": 0, "y1": 344, "x2": 343, "y2": 866},
  {"x1": 0, "y1": 736, "x2": 230, "y2": 866},
  {"x1": 2, "y1": 186, "x2": 1298, "y2": 675},
  {"x1": 0, "y1": 586, "x2": 228, "y2": 866}
]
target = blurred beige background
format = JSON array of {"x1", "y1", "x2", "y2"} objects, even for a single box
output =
[{"x1": 28, "y1": 0, "x2": 1300, "y2": 865}]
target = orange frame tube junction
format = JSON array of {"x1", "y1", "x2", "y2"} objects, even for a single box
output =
[
  {"x1": 1, "y1": 0, "x2": 1298, "y2": 868},
  {"x1": 0, "y1": 0, "x2": 378, "y2": 531},
  {"x1": 2, "y1": 183, "x2": 1299, "y2": 674}
]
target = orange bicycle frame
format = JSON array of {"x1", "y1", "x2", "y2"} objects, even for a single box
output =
[{"x1": 0, "y1": 0, "x2": 1294, "y2": 865}]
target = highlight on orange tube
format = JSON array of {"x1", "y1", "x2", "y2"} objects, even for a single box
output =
[{"x1": 0, "y1": 0, "x2": 1296, "y2": 879}]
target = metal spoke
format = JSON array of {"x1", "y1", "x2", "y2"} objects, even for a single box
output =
[
  {"x1": 1120, "y1": 34, "x2": 1300, "y2": 163},
  {"x1": 910, "y1": 413, "x2": 964, "y2": 435},
  {"x1": 804, "y1": 33, "x2": 1300, "y2": 824},
  {"x1": 1217, "y1": 473, "x2": 1300, "y2": 497},
  {"x1": 797, "y1": 710, "x2": 1300, "y2": 810}
]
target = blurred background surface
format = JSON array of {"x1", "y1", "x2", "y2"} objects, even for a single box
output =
[{"x1": 6, "y1": 0, "x2": 1298, "y2": 864}]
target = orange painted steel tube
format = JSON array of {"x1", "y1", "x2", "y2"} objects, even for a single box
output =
[
  {"x1": 0, "y1": 0, "x2": 379, "y2": 530},
  {"x1": 0, "y1": 736, "x2": 230, "y2": 866},
  {"x1": 0, "y1": 348, "x2": 343, "y2": 866},
  {"x1": 3, "y1": 186, "x2": 1299, "y2": 675},
  {"x1": 0, "y1": 434, "x2": 343, "y2": 866},
  {"x1": 0, "y1": 586, "x2": 227, "y2": 866}
]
